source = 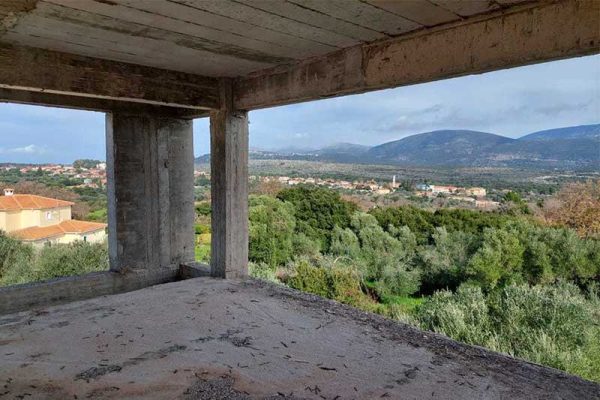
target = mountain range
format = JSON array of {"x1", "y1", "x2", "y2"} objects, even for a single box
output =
[{"x1": 196, "y1": 124, "x2": 600, "y2": 169}]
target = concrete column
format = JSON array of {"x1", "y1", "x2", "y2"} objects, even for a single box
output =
[
  {"x1": 106, "y1": 112, "x2": 195, "y2": 271},
  {"x1": 210, "y1": 83, "x2": 249, "y2": 279}
]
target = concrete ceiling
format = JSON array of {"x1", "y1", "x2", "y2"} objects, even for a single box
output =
[{"x1": 0, "y1": 0, "x2": 533, "y2": 77}]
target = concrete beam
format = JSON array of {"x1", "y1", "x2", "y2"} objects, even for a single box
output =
[
  {"x1": 0, "y1": 1, "x2": 38, "y2": 33},
  {"x1": 0, "y1": 267, "x2": 179, "y2": 315},
  {"x1": 234, "y1": 0, "x2": 600, "y2": 110},
  {"x1": 179, "y1": 262, "x2": 211, "y2": 279},
  {"x1": 210, "y1": 80, "x2": 249, "y2": 279},
  {"x1": 0, "y1": 88, "x2": 209, "y2": 119},
  {"x1": 0, "y1": 43, "x2": 219, "y2": 110},
  {"x1": 106, "y1": 112, "x2": 195, "y2": 271}
]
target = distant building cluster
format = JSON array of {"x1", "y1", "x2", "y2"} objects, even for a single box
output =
[
  {"x1": 416, "y1": 183, "x2": 486, "y2": 196},
  {"x1": 1, "y1": 162, "x2": 107, "y2": 188},
  {"x1": 415, "y1": 184, "x2": 499, "y2": 209},
  {"x1": 194, "y1": 170, "x2": 209, "y2": 178},
  {"x1": 258, "y1": 175, "x2": 396, "y2": 195},
  {"x1": 196, "y1": 169, "x2": 501, "y2": 209}
]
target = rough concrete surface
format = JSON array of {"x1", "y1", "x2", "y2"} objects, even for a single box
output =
[{"x1": 0, "y1": 278, "x2": 598, "y2": 399}]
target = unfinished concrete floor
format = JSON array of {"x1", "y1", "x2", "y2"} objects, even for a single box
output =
[{"x1": 0, "y1": 278, "x2": 597, "y2": 400}]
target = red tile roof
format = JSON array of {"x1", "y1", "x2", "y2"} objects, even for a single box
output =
[
  {"x1": 59, "y1": 220, "x2": 107, "y2": 234},
  {"x1": 0, "y1": 195, "x2": 74, "y2": 211},
  {"x1": 11, "y1": 220, "x2": 107, "y2": 241}
]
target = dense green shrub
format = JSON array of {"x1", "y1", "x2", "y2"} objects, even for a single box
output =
[
  {"x1": 374, "y1": 262, "x2": 420, "y2": 298},
  {"x1": 35, "y1": 242, "x2": 108, "y2": 281},
  {"x1": 194, "y1": 224, "x2": 210, "y2": 235},
  {"x1": 277, "y1": 186, "x2": 357, "y2": 251},
  {"x1": 1, "y1": 234, "x2": 108, "y2": 286},
  {"x1": 195, "y1": 202, "x2": 211, "y2": 216},
  {"x1": 409, "y1": 215, "x2": 599, "y2": 293},
  {"x1": 369, "y1": 206, "x2": 519, "y2": 244},
  {"x1": 432, "y1": 208, "x2": 516, "y2": 236},
  {"x1": 348, "y1": 213, "x2": 420, "y2": 297},
  {"x1": 501, "y1": 191, "x2": 530, "y2": 214},
  {"x1": 465, "y1": 228, "x2": 525, "y2": 289},
  {"x1": 330, "y1": 226, "x2": 361, "y2": 259},
  {"x1": 417, "y1": 283, "x2": 600, "y2": 382},
  {"x1": 286, "y1": 256, "x2": 365, "y2": 305},
  {"x1": 3, "y1": 185, "x2": 599, "y2": 382},
  {"x1": 0, "y1": 232, "x2": 35, "y2": 285},
  {"x1": 369, "y1": 206, "x2": 434, "y2": 244},
  {"x1": 291, "y1": 232, "x2": 322, "y2": 258},
  {"x1": 287, "y1": 258, "x2": 330, "y2": 297},
  {"x1": 506, "y1": 221, "x2": 599, "y2": 287},
  {"x1": 248, "y1": 262, "x2": 280, "y2": 284},
  {"x1": 417, "y1": 284, "x2": 493, "y2": 345},
  {"x1": 418, "y1": 227, "x2": 478, "y2": 293},
  {"x1": 249, "y1": 195, "x2": 296, "y2": 266}
]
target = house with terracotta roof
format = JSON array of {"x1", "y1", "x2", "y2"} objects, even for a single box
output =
[{"x1": 0, "y1": 189, "x2": 106, "y2": 247}]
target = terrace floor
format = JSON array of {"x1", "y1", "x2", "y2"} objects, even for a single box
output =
[{"x1": 0, "y1": 278, "x2": 597, "y2": 400}]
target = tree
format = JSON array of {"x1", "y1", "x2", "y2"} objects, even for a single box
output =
[
  {"x1": 35, "y1": 241, "x2": 108, "y2": 281},
  {"x1": 501, "y1": 191, "x2": 530, "y2": 214},
  {"x1": 0, "y1": 232, "x2": 34, "y2": 284},
  {"x1": 330, "y1": 226, "x2": 360, "y2": 259},
  {"x1": 195, "y1": 202, "x2": 211, "y2": 217},
  {"x1": 277, "y1": 186, "x2": 357, "y2": 251},
  {"x1": 375, "y1": 261, "x2": 420, "y2": 298},
  {"x1": 416, "y1": 282, "x2": 600, "y2": 382},
  {"x1": 541, "y1": 227, "x2": 597, "y2": 284},
  {"x1": 73, "y1": 159, "x2": 102, "y2": 169},
  {"x1": 503, "y1": 191, "x2": 523, "y2": 204},
  {"x1": 369, "y1": 206, "x2": 433, "y2": 244},
  {"x1": 543, "y1": 181, "x2": 600, "y2": 238},
  {"x1": 418, "y1": 227, "x2": 478, "y2": 293},
  {"x1": 466, "y1": 228, "x2": 524, "y2": 289},
  {"x1": 348, "y1": 212, "x2": 420, "y2": 297},
  {"x1": 251, "y1": 179, "x2": 284, "y2": 196},
  {"x1": 248, "y1": 196, "x2": 296, "y2": 266}
]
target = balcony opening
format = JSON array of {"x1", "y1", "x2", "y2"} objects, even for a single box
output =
[
  {"x1": 193, "y1": 118, "x2": 211, "y2": 266},
  {"x1": 233, "y1": 55, "x2": 600, "y2": 383},
  {"x1": 0, "y1": 104, "x2": 108, "y2": 286}
]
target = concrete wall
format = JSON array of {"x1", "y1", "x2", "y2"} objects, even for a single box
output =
[
  {"x1": 0, "y1": 267, "x2": 180, "y2": 315},
  {"x1": 106, "y1": 112, "x2": 195, "y2": 271}
]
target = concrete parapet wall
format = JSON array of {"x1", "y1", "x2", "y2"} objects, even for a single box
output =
[{"x1": 0, "y1": 267, "x2": 179, "y2": 315}]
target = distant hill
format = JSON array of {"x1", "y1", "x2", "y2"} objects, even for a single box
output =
[
  {"x1": 519, "y1": 124, "x2": 600, "y2": 141},
  {"x1": 195, "y1": 124, "x2": 600, "y2": 169},
  {"x1": 315, "y1": 143, "x2": 370, "y2": 155},
  {"x1": 368, "y1": 130, "x2": 514, "y2": 166}
]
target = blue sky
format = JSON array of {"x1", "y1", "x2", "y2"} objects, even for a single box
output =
[{"x1": 0, "y1": 54, "x2": 598, "y2": 163}]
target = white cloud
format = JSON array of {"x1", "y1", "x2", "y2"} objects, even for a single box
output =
[{"x1": 0, "y1": 144, "x2": 48, "y2": 155}]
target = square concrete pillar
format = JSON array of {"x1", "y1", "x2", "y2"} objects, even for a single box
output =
[
  {"x1": 106, "y1": 112, "x2": 195, "y2": 271},
  {"x1": 210, "y1": 83, "x2": 249, "y2": 279}
]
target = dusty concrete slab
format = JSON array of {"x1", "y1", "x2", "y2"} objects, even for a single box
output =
[{"x1": 0, "y1": 278, "x2": 597, "y2": 400}]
